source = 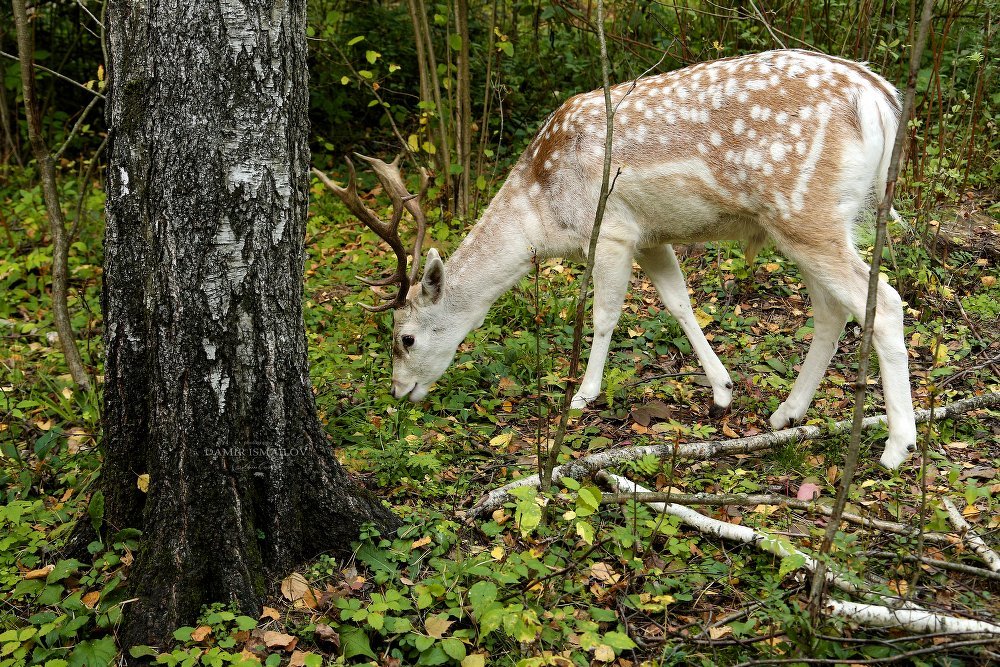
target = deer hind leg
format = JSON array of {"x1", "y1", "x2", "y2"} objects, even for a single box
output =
[
  {"x1": 777, "y1": 241, "x2": 917, "y2": 468},
  {"x1": 636, "y1": 244, "x2": 734, "y2": 415},
  {"x1": 769, "y1": 275, "x2": 850, "y2": 429},
  {"x1": 571, "y1": 238, "x2": 635, "y2": 409}
]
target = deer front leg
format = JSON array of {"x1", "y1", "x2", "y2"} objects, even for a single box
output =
[
  {"x1": 636, "y1": 245, "x2": 734, "y2": 416},
  {"x1": 769, "y1": 277, "x2": 849, "y2": 429},
  {"x1": 572, "y1": 239, "x2": 635, "y2": 409}
]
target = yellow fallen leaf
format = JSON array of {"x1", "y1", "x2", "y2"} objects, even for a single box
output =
[
  {"x1": 412, "y1": 535, "x2": 432, "y2": 549},
  {"x1": 191, "y1": 625, "x2": 212, "y2": 642},
  {"x1": 594, "y1": 644, "x2": 615, "y2": 662},
  {"x1": 490, "y1": 545, "x2": 505, "y2": 560},
  {"x1": 425, "y1": 615, "x2": 453, "y2": 638},
  {"x1": 261, "y1": 606, "x2": 281, "y2": 620},
  {"x1": 489, "y1": 432, "x2": 513, "y2": 448},
  {"x1": 137, "y1": 474, "x2": 150, "y2": 493},
  {"x1": 462, "y1": 655, "x2": 487, "y2": 667},
  {"x1": 708, "y1": 625, "x2": 732, "y2": 639},
  {"x1": 82, "y1": 591, "x2": 100, "y2": 608},
  {"x1": 694, "y1": 308, "x2": 713, "y2": 328}
]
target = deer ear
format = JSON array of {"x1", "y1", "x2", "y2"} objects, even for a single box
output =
[{"x1": 421, "y1": 248, "x2": 444, "y2": 303}]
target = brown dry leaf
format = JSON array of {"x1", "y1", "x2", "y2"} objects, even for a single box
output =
[
  {"x1": 412, "y1": 535, "x2": 432, "y2": 549},
  {"x1": 191, "y1": 625, "x2": 212, "y2": 642},
  {"x1": 314, "y1": 623, "x2": 340, "y2": 648},
  {"x1": 889, "y1": 580, "x2": 909, "y2": 596},
  {"x1": 826, "y1": 465, "x2": 839, "y2": 484},
  {"x1": 280, "y1": 572, "x2": 310, "y2": 602},
  {"x1": 289, "y1": 650, "x2": 318, "y2": 666},
  {"x1": 82, "y1": 591, "x2": 100, "y2": 608},
  {"x1": 721, "y1": 423, "x2": 739, "y2": 439},
  {"x1": 25, "y1": 565, "x2": 54, "y2": 580},
  {"x1": 260, "y1": 606, "x2": 281, "y2": 620},
  {"x1": 425, "y1": 615, "x2": 453, "y2": 638},
  {"x1": 589, "y1": 562, "x2": 620, "y2": 584},
  {"x1": 708, "y1": 625, "x2": 733, "y2": 639},
  {"x1": 262, "y1": 630, "x2": 298, "y2": 651}
]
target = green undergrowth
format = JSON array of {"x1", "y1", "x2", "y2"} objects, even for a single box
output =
[{"x1": 2, "y1": 166, "x2": 999, "y2": 665}]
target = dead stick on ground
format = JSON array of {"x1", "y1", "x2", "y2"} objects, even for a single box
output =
[
  {"x1": 940, "y1": 495, "x2": 1000, "y2": 572},
  {"x1": 599, "y1": 492, "x2": 954, "y2": 545},
  {"x1": 466, "y1": 392, "x2": 1000, "y2": 518}
]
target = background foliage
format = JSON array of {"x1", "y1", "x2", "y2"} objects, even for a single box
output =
[{"x1": 1, "y1": 0, "x2": 999, "y2": 665}]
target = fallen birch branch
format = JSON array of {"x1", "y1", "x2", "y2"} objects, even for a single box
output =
[
  {"x1": 601, "y1": 473, "x2": 1000, "y2": 638},
  {"x1": 826, "y1": 600, "x2": 1000, "y2": 636},
  {"x1": 941, "y1": 493, "x2": 1000, "y2": 573},
  {"x1": 466, "y1": 392, "x2": 1000, "y2": 518},
  {"x1": 597, "y1": 472, "x2": 865, "y2": 594},
  {"x1": 599, "y1": 492, "x2": 954, "y2": 546}
]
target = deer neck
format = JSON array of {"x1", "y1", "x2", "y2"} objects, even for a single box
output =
[{"x1": 442, "y1": 197, "x2": 535, "y2": 331}]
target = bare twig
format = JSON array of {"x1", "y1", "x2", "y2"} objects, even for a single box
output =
[
  {"x1": 12, "y1": 0, "x2": 93, "y2": 389},
  {"x1": 0, "y1": 49, "x2": 105, "y2": 99},
  {"x1": 542, "y1": 0, "x2": 617, "y2": 492}
]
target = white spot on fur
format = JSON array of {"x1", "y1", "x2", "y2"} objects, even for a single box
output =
[
  {"x1": 737, "y1": 90, "x2": 750, "y2": 104},
  {"x1": 733, "y1": 118, "x2": 746, "y2": 135},
  {"x1": 769, "y1": 142, "x2": 788, "y2": 161},
  {"x1": 710, "y1": 131, "x2": 723, "y2": 146}
]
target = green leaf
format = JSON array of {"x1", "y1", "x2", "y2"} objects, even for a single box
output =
[
  {"x1": 498, "y1": 41, "x2": 513, "y2": 57},
  {"x1": 340, "y1": 76, "x2": 350, "y2": 85},
  {"x1": 449, "y1": 34, "x2": 462, "y2": 51},
  {"x1": 515, "y1": 498, "x2": 541, "y2": 537},
  {"x1": 365, "y1": 50, "x2": 380, "y2": 64},
  {"x1": 575, "y1": 520, "x2": 595, "y2": 545},
  {"x1": 577, "y1": 485, "x2": 601, "y2": 512},
  {"x1": 467, "y1": 581, "x2": 496, "y2": 616},
  {"x1": 235, "y1": 615, "x2": 258, "y2": 631},
  {"x1": 88, "y1": 491, "x2": 105, "y2": 533},
  {"x1": 602, "y1": 631, "x2": 637, "y2": 651},
  {"x1": 441, "y1": 638, "x2": 466, "y2": 661},
  {"x1": 173, "y1": 626, "x2": 195, "y2": 641},
  {"x1": 129, "y1": 646, "x2": 158, "y2": 658},
  {"x1": 413, "y1": 634, "x2": 435, "y2": 652},
  {"x1": 67, "y1": 637, "x2": 116, "y2": 667},
  {"x1": 778, "y1": 552, "x2": 806, "y2": 579},
  {"x1": 347, "y1": 35, "x2": 365, "y2": 46},
  {"x1": 47, "y1": 559, "x2": 83, "y2": 583},
  {"x1": 340, "y1": 627, "x2": 376, "y2": 660},
  {"x1": 358, "y1": 70, "x2": 373, "y2": 79},
  {"x1": 304, "y1": 655, "x2": 323, "y2": 667}
]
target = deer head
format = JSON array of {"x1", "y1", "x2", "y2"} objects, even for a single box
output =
[{"x1": 313, "y1": 155, "x2": 470, "y2": 400}]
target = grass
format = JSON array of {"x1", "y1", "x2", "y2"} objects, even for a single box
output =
[{"x1": 1, "y1": 166, "x2": 999, "y2": 665}]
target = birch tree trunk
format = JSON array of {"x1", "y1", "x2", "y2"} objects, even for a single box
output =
[{"x1": 97, "y1": 0, "x2": 399, "y2": 650}]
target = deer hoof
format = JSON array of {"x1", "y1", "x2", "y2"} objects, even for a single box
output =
[
  {"x1": 570, "y1": 394, "x2": 594, "y2": 410},
  {"x1": 880, "y1": 439, "x2": 915, "y2": 470}
]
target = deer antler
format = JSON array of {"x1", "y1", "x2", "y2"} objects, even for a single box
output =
[{"x1": 311, "y1": 155, "x2": 429, "y2": 311}]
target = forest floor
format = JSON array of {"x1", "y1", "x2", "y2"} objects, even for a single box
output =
[{"x1": 2, "y1": 172, "x2": 999, "y2": 665}]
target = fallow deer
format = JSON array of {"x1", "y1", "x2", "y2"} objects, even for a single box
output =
[{"x1": 317, "y1": 49, "x2": 918, "y2": 469}]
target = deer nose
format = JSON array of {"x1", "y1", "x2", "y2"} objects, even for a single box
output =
[{"x1": 391, "y1": 380, "x2": 415, "y2": 400}]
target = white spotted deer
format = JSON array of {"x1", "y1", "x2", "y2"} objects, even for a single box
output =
[{"x1": 317, "y1": 49, "x2": 918, "y2": 469}]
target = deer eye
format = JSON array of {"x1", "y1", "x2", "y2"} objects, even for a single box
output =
[{"x1": 401, "y1": 334, "x2": 415, "y2": 349}]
